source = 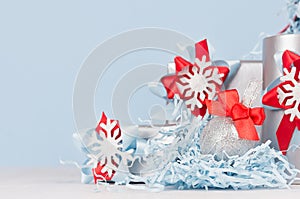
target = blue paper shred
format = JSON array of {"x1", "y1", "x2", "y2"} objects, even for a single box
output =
[{"x1": 137, "y1": 118, "x2": 299, "y2": 190}]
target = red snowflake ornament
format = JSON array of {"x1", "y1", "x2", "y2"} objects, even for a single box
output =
[
  {"x1": 161, "y1": 39, "x2": 229, "y2": 117},
  {"x1": 262, "y1": 50, "x2": 300, "y2": 155},
  {"x1": 92, "y1": 112, "x2": 122, "y2": 182}
]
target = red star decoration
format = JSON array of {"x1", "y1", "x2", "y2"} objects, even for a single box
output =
[
  {"x1": 262, "y1": 50, "x2": 300, "y2": 155},
  {"x1": 161, "y1": 39, "x2": 229, "y2": 117}
]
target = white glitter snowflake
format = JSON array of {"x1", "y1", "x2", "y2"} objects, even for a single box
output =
[
  {"x1": 176, "y1": 56, "x2": 225, "y2": 111},
  {"x1": 277, "y1": 67, "x2": 300, "y2": 121},
  {"x1": 87, "y1": 118, "x2": 133, "y2": 177}
]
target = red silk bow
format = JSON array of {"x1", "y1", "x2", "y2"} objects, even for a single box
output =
[
  {"x1": 206, "y1": 89, "x2": 265, "y2": 141},
  {"x1": 161, "y1": 39, "x2": 229, "y2": 117},
  {"x1": 262, "y1": 50, "x2": 300, "y2": 155}
]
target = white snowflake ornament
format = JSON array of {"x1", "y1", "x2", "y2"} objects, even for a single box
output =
[
  {"x1": 277, "y1": 67, "x2": 300, "y2": 121},
  {"x1": 262, "y1": 49, "x2": 300, "y2": 154},
  {"x1": 177, "y1": 56, "x2": 225, "y2": 112},
  {"x1": 161, "y1": 39, "x2": 229, "y2": 117},
  {"x1": 85, "y1": 112, "x2": 133, "y2": 182}
]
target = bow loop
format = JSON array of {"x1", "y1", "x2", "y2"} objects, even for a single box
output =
[
  {"x1": 160, "y1": 75, "x2": 179, "y2": 99},
  {"x1": 249, "y1": 108, "x2": 265, "y2": 125},
  {"x1": 262, "y1": 84, "x2": 286, "y2": 109},
  {"x1": 231, "y1": 104, "x2": 250, "y2": 121},
  {"x1": 195, "y1": 39, "x2": 210, "y2": 61},
  {"x1": 282, "y1": 50, "x2": 300, "y2": 70},
  {"x1": 206, "y1": 99, "x2": 226, "y2": 116},
  {"x1": 174, "y1": 56, "x2": 193, "y2": 73},
  {"x1": 218, "y1": 89, "x2": 240, "y2": 113}
]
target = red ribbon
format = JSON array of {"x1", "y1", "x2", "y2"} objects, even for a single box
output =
[
  {"x1": 206, "y1": 89, "x2": 265, "y2": 141},
  {"x1": 262, "y1": 50, "x2": 300, "y2": 155},
  {"x1": 161, "y1": 39, "x2": 229, "y2": 117}
]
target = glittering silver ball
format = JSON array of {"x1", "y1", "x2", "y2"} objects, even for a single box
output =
[{"x1": 199, "y1": 117, "x2": 258, "y2": 159}]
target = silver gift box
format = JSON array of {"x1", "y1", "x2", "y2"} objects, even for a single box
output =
[{"x1": 262, "y1": 34, "x2": 300, "y2": 183}]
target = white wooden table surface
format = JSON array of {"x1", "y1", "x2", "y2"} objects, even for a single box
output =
[{"x1": 0, "y1": 167, "x2": 300, "y2": 199}]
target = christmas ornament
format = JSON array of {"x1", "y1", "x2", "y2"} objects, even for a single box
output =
[
  {"x1": 71, "y1": 37, "x2": 299, "y2": 190},
  {"x1": 75, "y1": 112, "x2": 134, "y2": 183},
  {"x1": 200, "y1": 89, "x2": 265, "y2": 158},
  {"x1": 262, "y1": 50, "x2": 300, "y2": 155},
  {"x1": 161, "y1": 39, "x2": 229, "y2": 117},
  {"x1": 200, "y1": 117, "x2": 258, "y2": 158}
]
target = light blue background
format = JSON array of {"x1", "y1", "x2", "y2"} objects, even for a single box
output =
[{"x1": 0, "y1": 0, "x2": 287, "y2": 166}]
